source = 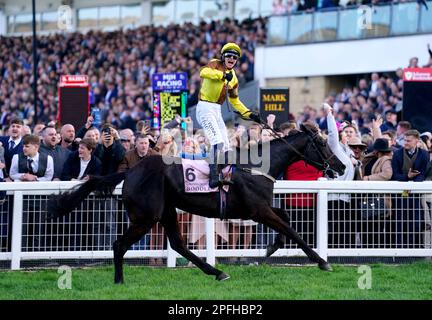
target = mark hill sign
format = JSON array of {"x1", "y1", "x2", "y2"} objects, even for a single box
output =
[{"x1": 259, "y1": 88, "x2": 290, "y2": 126}]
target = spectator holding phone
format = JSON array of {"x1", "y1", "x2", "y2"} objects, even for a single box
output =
[
  {"x1": 391, "y1": 130, "x2": 429, "y2": 248},
  {"x1": 92, "y1": 124, "x2": 125, "y2": 249},
  {"x1": 94, "y1": 124, "x2": 125, "y2": 176}
]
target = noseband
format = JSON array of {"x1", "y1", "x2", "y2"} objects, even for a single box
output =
[{"x1": 257, "y1": 121, "x2": 337, "y2": 174}]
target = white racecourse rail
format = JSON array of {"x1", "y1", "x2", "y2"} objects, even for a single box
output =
[{"x1": 0, "y1": 180, "x2": 431, "y2": 270}]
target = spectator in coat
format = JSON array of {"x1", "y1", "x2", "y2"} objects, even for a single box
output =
[
  {"x1": 94, "y1": 124, "x2": 125, "y2": 176},
  {"x1": 323, "y1": 103, "x2": 355, "y2": 248},
  {"x1": 361, "y1": 138, "x2": 393, "y2": 247},
  {"x1": 39, "y1": 126, "x2": 71, "y2": 181},
  {"x1": 391, "y1": 130, "x2": 429, "y2": 248},
  {"x1": 92, "y1": 124, "x2": 125, "y2": 250},
  {"x1": 61, "y1": 139, "x2": 102, "y2": 181},
  {"x1": 59, "y1": 124, "x2": 77, "y2": 151},
  {"x1": 380, "y1": 109, "x2": 398, "y2": 132},
  {"x1": 118, "y1": 134, "x2": 159, "y2": 173},
  {"x1": 60, "y1": 138, "x2": 101, "y2": 249}
]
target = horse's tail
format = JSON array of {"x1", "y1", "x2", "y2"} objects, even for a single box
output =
[{"x1": 46, "y1": 171, "x2": 126, "y2": 220}]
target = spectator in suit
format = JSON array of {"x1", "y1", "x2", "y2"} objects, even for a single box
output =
[
  {"x1": 9, "y1": 134, "x2": 54, "y2": 182},
  {"x1": 0, "y1": 142, "x2": 8, "y2": 252},
  {"x1": 104, "y1": 82, "x2": 118, "y2": 107},
  {"x1": 9, "y1": 135, "x2": 54, "y2": 251},
  {"x1": 0, "y1": 119, "x2": 24, "y2": 178},
  {"x1": 39, "y1": 126, "x2": 71, "y2": 181},
  {"x1": 391, "y1": 130, "x2": 429, "y2": 248}
]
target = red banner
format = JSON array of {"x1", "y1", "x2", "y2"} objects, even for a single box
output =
[
  {"x1": 403, "y1": 68, "x2": 432, "y2": 82},
  {"x1": 60, "y1": 75, "x2": 89, "y2": 86}
]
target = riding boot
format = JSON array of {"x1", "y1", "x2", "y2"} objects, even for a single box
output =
[
  {"x1": 209, "y1": 163, "x2": 222, "y2": 189},
  {"x1": 208, "y1": 144, "x2": 234, "y2": 189}
]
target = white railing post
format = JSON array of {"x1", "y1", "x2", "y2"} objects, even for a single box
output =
[
  {"x1": 317, "y1": 190, "x2": 328, "y2": 261},
  {"x1": 11, "y1": 191, "x2": 23, "y2": 270},
  {"x1": 167, "y1": 240, "x2": 176, "y2": 268},
  {"x1": 205, "y1": 218, "x2": 216, "y2": 266}
]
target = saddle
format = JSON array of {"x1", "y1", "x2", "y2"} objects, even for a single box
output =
[{"x1": 181, "y1": 158, "x2": 233, "y2": 193}]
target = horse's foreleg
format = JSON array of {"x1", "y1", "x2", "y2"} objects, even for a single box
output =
[
  {"x1": 113, "y1": 221, "x2": 154, "y2": 284},
  {"x1": 161, "y1": 209, "x2": 230, "y2": 281},
  {"x1": 255, "y1": 207, "x2": 332, "y2": 271},
  {"x1": 266, "y1": 207, "x2": 289, "y2": 257}
]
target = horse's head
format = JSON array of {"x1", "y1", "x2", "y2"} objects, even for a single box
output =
[{"x1": 300, "y1": 123, "x2": 346, "y2": 177}]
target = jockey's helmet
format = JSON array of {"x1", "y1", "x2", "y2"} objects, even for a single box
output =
[{"x1": 221, "y1": 43, "x2": 242, "y2": 59}]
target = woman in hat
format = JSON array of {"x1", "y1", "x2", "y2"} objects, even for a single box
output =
[
  {"x1": 362, "y1": 138, "x2": 393, "y2": 182},
  {"x1": 361, "y1": 138, "x2": 393, "y2": 247}
]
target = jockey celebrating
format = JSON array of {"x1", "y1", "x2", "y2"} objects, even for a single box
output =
[{"x1": 196, "y1": 42, "x2": 261, "y2": 188}]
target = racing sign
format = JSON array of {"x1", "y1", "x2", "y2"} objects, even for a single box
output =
[{"x1": 259, "y1": 88, "x2": 290, "y2": 127}]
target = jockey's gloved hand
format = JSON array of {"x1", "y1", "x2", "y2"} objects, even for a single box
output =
[
  {"x1": 224, "y1": 71, "x2": 233, "y2": 82},
  {"x1": 249, "y1": 111, "x2": 262, "y2": 124}
]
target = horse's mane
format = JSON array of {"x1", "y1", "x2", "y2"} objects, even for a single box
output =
[{"x1": 232, "y1": 130, "x2": 304, "y2": 153}]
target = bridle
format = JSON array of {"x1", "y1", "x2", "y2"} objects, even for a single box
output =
[
  {"x1": 246, "y1": 115, "x2": 338, "y2": 176},
  {"x1": 303, "y1": 131, "x2": 339, "y2": 177}
]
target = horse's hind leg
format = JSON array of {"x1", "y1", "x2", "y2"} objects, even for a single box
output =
[
  {"x1": 255, "y1": 206, "x2": 332, "y2": 271},
  {"x1": 161, "y1": 207, "x2": 229, "y2": 281},
  {"x1": 113, "y1": 221, "x2": 154, "y2": 284}
]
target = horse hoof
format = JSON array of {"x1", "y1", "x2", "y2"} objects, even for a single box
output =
[
  {"x1": 266, "y1": 244, "x2": 278, "y2": 257},
  {"x1": 319, "y1": 262, "x2": 333, "y2": 272},
  {"x1": 114, "y1": 278, "x2": 124, "y2": 284},
  {"x1": 216, "y1": 273, "x2": 230, "y2": 281}
]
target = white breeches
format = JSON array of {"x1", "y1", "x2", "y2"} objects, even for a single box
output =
[{"x1": 196, "y1": 100, "x2": 231, "y2": 152}]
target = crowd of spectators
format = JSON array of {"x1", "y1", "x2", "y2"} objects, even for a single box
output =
[
  {"x1": 0, "y1": 17, "x2": 267, "y2": 129},
  {"x1": 296, "y1": 48, "x2": 432, "y2": 147}
]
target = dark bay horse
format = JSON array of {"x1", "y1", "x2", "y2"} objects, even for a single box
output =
[{"x1": 47, "y1": 124, "x2": 345, "y2": 283}]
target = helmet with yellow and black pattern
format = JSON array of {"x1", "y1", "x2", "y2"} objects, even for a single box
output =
[
  {"x1": 220, "y1": 43, "x2": 242, "y2": 59},
  {"x1": 220, "y1": 43, "x2": 241, "y2": 69}
]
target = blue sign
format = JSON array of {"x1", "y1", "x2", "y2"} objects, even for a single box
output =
[{"x1": 152, "y1": 72, "x2": 188, "y2": 92}]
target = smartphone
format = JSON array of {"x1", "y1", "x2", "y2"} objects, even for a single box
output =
[
  {"x1": 102, "y1": 127, "x2": 111, "y2": 135},
  {"x1": 144, "y1": 120, "x2": 151, "y2": 127}
]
